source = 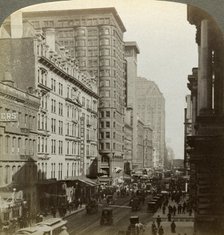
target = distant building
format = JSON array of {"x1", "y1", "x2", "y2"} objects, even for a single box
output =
[
  {"x1": 135, "y1": 118, "x2": 153, "y2": 169},
  {"x1": 165, "y1": 145, "x2": 175, "y2": 170},
  {"x1": 143, "y1": 125, "x2": 153, "y2": 169},
  {"x1": 136, "y1": 77, "x2": 165, "y2": 169},
  {"x1": 172, "y1": 159, "x2": 184, "y2": 170}
]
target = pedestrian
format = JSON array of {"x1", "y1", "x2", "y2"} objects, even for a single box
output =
[
  {"x1": 168, "y1": 205, "x2": 173, "y2": 214},
  {"x1": 167, "y1": 212, "x2": 171, "y2": 222},
  {"x1": 156, "y1": 215, "x2": 161, "y2": 228},
  {"x1": 189, "y1": 208, "x2": 193, "y2": 216},
  {"x1": 173, "y1": 205, "x2": 177, "y2": 216},
  {"x1": 162, "y1": 205, "x2": 166, "y2": 214},
  {"x1": 158, "y1": 226, "x2": 164, "y2": 235},
  {"x1": 151, "y1": 221, "x2": 156, "y2": 232},
  {"x1": 152, "y1": 222, "x2": 157, "y2": 235},
  {"x1": 171, "y1": 220, "x2": 176, "y2": 233},
  {"x1": 183, "y1": 202, "x2": 186, "y2": 213}
]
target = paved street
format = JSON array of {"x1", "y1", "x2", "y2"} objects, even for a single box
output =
[{"x1": 66, "y1": 198, "x2": 153, "y2": 235}]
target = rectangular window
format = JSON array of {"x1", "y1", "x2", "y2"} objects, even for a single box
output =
[
  {"x1": 106, "y1": 132, "x2": 110, "y2": 138},
  {"x1": 67, "y1": 123, "x2": 69, "y2": 135},
  {"x1": 82, "y1": 97, "x2": 85, "y2": 106},
  {"x1": 106, "y1": 143, "x2": 110, "y2": 150},
  {"x1": 106, "y1": 121, "x2": 110, "y2": 128},
  {"x1": 59, "y1": 102, "x2": 63, "y2": 116},
  {"x1": 101, "y1": 132, "x2": 104, "y2": 139},
  {"x1": 100, "y1": 143, "x2": 104, "y2": 150},
  {"x1": 106, "y1": 111, "x2": 110, "y2": 117},
  {"x1": 67, "y1": 141, "x2": 69, "y2": 155}
]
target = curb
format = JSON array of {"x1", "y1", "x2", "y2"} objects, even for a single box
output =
[{"x1": 63, "y1": 206, "x2": 86, "y2": 219}]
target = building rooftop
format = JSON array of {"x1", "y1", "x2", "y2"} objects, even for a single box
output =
[
  {"x1": 23, "y1": 7, "x2": 126, "y2": 32},
  {"x1": 125, "y1": 41, "x2": 140, "y2": 54}
]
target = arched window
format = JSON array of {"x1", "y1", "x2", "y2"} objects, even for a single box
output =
[
  {"x1": 0, "y1": 166, "x2": 2, "y2": 185},
  {"x1": 5, "y1": 165, "x2": 10, "y2": 184},
  {"x1": 12, "y1": 165, "x2": 16, "y2": 181}
]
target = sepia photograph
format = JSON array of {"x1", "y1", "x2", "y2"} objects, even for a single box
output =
[{"x1": 0, "y1": 0, "x2": 223, "y2": 235}]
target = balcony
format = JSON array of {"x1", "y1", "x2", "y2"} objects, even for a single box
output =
[
  {"x1": 87, "y1": 107, "x2": 98, "y2": 115},
  {"x1": 4, "y1": 125, "x2": 22, "y2": 135},
  {"x1": 20, "y1": 154, "x2": 34, "y2": 160},
  {"x1": 38, "y1": 153, "x2": 50, "y2": 160},
  {"x1": 38, "y1": 83, "x2": 51, "y2": 95},
  {"x1": 38, "y1": 128, "x2": 50, "y2": 136},
  {"x1": 40, "y1": 107, "x2": 48, "y2": 114},
  {"x1": 65, "y1": 97, "x2": 82, "y2": 107},
  {"x1": 20, "y1": 127, "x2": 30, "y2": 135}
]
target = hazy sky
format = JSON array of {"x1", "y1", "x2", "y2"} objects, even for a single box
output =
[{"x1": 22, "y1": 0, "x2": 198, "y2": 159}]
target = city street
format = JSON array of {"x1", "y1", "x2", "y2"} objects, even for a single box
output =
[{"x1": 66, "y1": 201, "x2": 153, "y2": 235}]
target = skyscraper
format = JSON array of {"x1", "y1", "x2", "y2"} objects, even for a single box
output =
[
  {"x1": 23, "y1": 8, "x2": 127, "y2": 182},
  {"x1": 136, "y1": 77, "x2": 165, "y2": 168}
]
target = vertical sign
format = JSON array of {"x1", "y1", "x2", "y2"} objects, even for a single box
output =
[{"x1": 80, "y1": 116, "x2": 85, "y2": 174}]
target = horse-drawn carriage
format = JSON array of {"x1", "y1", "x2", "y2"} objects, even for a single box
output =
[
  {"x1": 100, "y1": 207, "x2": 113, "y2": 225},
  {"x1": 86, "y1": 199, "x2": 98, "y2": 214},
  {"x1": 130, "y1": 197, "x2": 142, "y2": 211}
]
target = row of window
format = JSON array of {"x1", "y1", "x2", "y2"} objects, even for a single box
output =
[
  {"x1": 0, "y1": 107, "x2": 36, "y2": 130},
  {"x1": 75, "y1": 48, "x2": 117, "y2": 57},
  {"x1": 0, "y1": 135, "x2": 36, "y2": 155},
  {"x1": 0, "y1": 164, "x2": 36, "y2": 185},
  {"x1": 37, "y1": 161, "x2": 81, "y2": 180},
  {"x1": 100, "y1": 142, "x2": 125, "y2": 152},
  {"x1": 55, "y1": 17, "x2": 111, "y2": 27},
  {"x1": 75, "y1": 27, "x2": 111, "y2": 37},
  {"x1": 75, "y1": 38, "x2": 119, "y2": 47},
  {"x1": 100, "y1": 110, "x2": 117, "y2": 118}
]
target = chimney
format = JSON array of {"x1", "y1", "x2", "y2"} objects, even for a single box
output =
[
  {"x1": 45, "y1": 28, "x2": 55, "y2": 52},
  {"x1": 10, "y1": 11, "x2": 23, "y2": 38}
]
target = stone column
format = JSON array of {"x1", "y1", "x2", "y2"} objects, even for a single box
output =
[{"x1": 197, "y1": 19, "x2": 212, "y2": 115}]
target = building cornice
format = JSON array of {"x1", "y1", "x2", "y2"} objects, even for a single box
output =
[
  {"x1": 23, "y1": 7, "x2": 126, "y2": 32},
  {"x1": 38, "y1": 55, "x2": 99, "y2": 99}
]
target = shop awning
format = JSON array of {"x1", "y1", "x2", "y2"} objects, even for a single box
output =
[
  {"x1": 64, "y1": 176, "x2": 98, "y2": 187},
  {"x1": 36, "y1": 179, "x2": 57, "y2": 185}
]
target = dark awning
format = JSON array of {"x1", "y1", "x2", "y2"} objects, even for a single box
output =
[{"x1": 64, "y1": 176, "x2": 98, "y2": 187}]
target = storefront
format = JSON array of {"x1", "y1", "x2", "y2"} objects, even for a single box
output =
[
  {"x1": 0, "y1": 190, "x2": 23, "y2": 223},
  {"x1": 64, "y1": 176, "x2": 98, "y2": 203}
]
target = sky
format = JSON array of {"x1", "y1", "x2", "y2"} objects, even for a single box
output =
[{"x1": 22, "y1": 0, "x2": 198, "y2": 159}]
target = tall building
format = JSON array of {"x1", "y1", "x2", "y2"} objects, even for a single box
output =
[
  {"x1": 136, "y1": 118, "x2": 153, "y2": 169},
  {"x1": 123, "y1": 107, "x2": 133, "y2": 174},
  {"x1": 187, "y1": 5, "x2": 224, "y2": 234},
  {"x1": 184, "y1": 94, "x2": 193, "y2": 175},
  {"x1": 23, "y1": 8, "x2": 127, "y2": 182},
  {"x1": 124, "y1": 41, "x2": 140, "y2": 170},
  {"x1": 0, "y1": 12, "x2": 99, "y2": 182},
  {"x1": 143, "y1": 125, "x2": 153, "y2": 169},
  {"x1": 136, "y1": 77, "x2": 165, "y2": 169},
  {"x1": 0, "y1": 80, "x2": 40, "y2": 217}
]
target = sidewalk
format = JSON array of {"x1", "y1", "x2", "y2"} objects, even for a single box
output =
[
  {"x1": 40, "y1": 205, "x2": 86, "y2": 221},
  {"x1": 146, "y1": 197, "x2": 195, "y2": 235},
  {"x1": 146, "y1": 221, "x2": 194, "y2": 235}
]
